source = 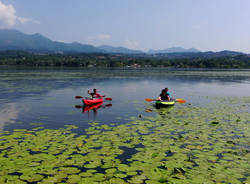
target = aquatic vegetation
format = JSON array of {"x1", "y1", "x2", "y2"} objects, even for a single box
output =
[{"x1": 0, "y1": 97, "x2": 249, "y2": 183}]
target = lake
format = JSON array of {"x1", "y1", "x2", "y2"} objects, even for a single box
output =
[{"x1": 0, "y1": 68, "x2": 249, "y2": 183}]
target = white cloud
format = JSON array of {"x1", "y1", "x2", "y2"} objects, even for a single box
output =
[
  {"x1": 17, "y1": 17, "x2": 30, "y2": 24},
  {"x1": 0, "y1": 1, "x2": 33, "y2": 27},
  {"x1": 87, "y1": 33, "x2": 111, "y2": 41},
  {"x1": 124, "y1": 39, "x2": 139, "y2": 49}
]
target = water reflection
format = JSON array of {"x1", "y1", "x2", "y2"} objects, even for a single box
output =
[
  {"x1": 75, "y1": 103, "x2": 113, "y2": 118},
  {"x1": 0, "y1": 103, "x2": 19, "y2": 130},
  {"x1": 156, "y1": 106, "x2": 175, "y2": 117},
  {"x1": 1, "y1": 69, "x2": 250, "y2": 131},
  {"x1": 144, "y1": 105, "x2": 175, "y2": 117}
]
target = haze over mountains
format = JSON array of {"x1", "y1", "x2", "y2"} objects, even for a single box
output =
[
  {"x1": 97, "y1": 45, "x2": 144, "y2": 54},
  {"x1": 0, "y1": 29, "x2": 245, "y2": 56},
  {"x1": 0, "y1": 29, "x2": 202, "y2": 54},
  {"x1": 148, "y1": 47, "x2": 200, "y2": 54}
]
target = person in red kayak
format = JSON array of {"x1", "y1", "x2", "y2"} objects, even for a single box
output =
[{"x1": 88, "y1": 89, "x2": 102, "y2": 99}]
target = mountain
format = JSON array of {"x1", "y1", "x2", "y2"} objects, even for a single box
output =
[
  {"x1": 0, "y1": 29, "x2": 104, "y2": 53},
  {"x1": 147, "y1": 50, "x2": 244, "y2": 59},
  {"x1": 98, "y1": 45, "x2": 144, "y2": 54},
  {"x1": 148, "y1": 47, "x2": 200, "y2": 54},
  {"x1": 204, "y1": 50, "x2": 243, "y2": 57},
  {"x1": 0, "y1": 29, "x2": 244, "y2": 56}
]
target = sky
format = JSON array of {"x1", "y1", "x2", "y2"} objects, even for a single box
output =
[{"x1": 0, "y1": 0, "x2": 250, "y2": 53}]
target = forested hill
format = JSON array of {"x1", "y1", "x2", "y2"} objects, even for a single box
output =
[{"x1": 0, "y1": 51, "x2": 250, "y2": 68}]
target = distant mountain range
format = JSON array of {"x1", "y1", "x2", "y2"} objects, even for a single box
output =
[
  {"x1": 0, "y1": 29, "x2": 144, "y2": 54},
  {"x1": 147, "y1": 50, "x2": 245, "y2": 59},
  {"x1": 0, "y1": 29, "x2": 245, "y2": 56},
  {"x1": 97, "y1": 45, "x2": 143, "y2": 54},
  {"x1": 148, "y1": 47, "x2": 200, "y2": 54}
]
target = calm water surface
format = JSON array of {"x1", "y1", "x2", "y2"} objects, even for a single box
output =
[
  {"x1": 1, "y1": 68, "x2": 250, "y2": 183},
  {"x1": 0, "y1": 68, "x2": 250, "y2": 132}
]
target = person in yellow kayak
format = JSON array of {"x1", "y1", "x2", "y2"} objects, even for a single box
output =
[{"x1": 158, "y1": 88, "x2": 171, "y2": 101}]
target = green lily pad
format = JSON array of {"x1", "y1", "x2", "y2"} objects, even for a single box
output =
[
  {"x1": 20, "y1": 174, "x2": 44, "y2": 182},
  {"x1": 67, "y1": 175, "x2": 81, "y2": 184},
  {"x1": 0, "y1": 96, "x2": 249, "y2": 183}
]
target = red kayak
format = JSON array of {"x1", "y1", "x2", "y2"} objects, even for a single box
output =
[
  {"x1": 82, "y1": 102, "x2": 103, "y2": 112},
  {"x1": 82, "y1": 98, "x2": 103, "y2": 105}
]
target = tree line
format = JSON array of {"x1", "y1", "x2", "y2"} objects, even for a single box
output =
[{"x1": 0, "y1": 51, "x2": 250, "y2": 68}]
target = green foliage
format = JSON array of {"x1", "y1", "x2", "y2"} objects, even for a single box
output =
[{"x1": 0, "y1": 51, "x2": 250, "y2": 68}]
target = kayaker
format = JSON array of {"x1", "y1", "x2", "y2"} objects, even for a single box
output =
[
  {"x1": 158, "y1": 88, "x2": 171, "y2": 101},
  {"x1": 164, "y1": 88, "x2": 171, "y2": 101},
  {"x1": 88, "y1": 89, "x2": 102, "y2": 99}
]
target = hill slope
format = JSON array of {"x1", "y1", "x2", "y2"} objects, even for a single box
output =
[
  {"x1": 98, "y1": 45, "x2": 143, "y2": 54},
  {"x1": 148, "y1": 47, "x2": 200, "y2": 54},
  {"x1": 0, "y1": 29, "x2": 103, "y2": 53}
]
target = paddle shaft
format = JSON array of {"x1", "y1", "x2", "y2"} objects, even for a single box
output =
[
  {"x1": 75, "y1": 96, "x2": 112, "y2": 101},
  {"x1": 145, "y1": 98, "x2": 186, "y2": 103}
]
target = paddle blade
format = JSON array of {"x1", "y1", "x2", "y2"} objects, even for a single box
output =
[
  {"x1": 75, "y1": 96, "x2": 83, "y2": 99},
  {"x1": 105, "y1": 98, "x2": 112, "y2": 101},
  {"x1": 75, "y1": 105, "x2": 83, "y2": 109},
  {"x1": 175, "y1": 99, "x2": 186, "y2": 103},
  {"x1": 105, "y1": 104, "x2": 112, "y2": 107},
  {"x1": 145, "y1": 98, "x2": 154, "y2": 102},
  {"x1": 145, "y1": 108, "x2": 153, "y2": 112}
]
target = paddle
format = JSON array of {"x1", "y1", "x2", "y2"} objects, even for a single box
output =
[
  {"x1": 105, "y1": 103, "x2": 112, "y2": 107},
  {"x1": 145, "y1": 98, "x2": 157, "y2": 102},
  {"x1": 75, "y1": 105, "x2": 83, "y2": 108},
  {"x1": 175, "y1": 99, "x2": 186, "y2": 103},
  {"x1": 75, "y1": 96, "x2": 84, "y2": 99},
  {"x1": 75, "y1": 96, "x2": 112, "y2": 101},
  {"x1": 145, "y1": 98, "x2": 186, "y2": 103}
]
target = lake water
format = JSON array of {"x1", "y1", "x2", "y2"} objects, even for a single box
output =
[
  {"x1": 1, "y1": 68, "x2": 250, "y2": 131},
  {"x1": 0, "y1": 68, "x2": 249, "y2": 183}
]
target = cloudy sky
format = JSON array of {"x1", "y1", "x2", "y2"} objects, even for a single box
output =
[{"x1": 0, "y1": 0, "x2": 250, "y2": 52}]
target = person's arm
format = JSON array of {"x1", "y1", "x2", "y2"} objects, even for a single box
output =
[
  {"x1": 95, "y1": 93, "x2": 101, "y2": 98},
  {"x1": 157, "y1": 96, "x2": 161, "y2": 101},
  {"x1": 167, "y1": 92, "x2": 171, "y2": 101},
  {"x1": 167, "y1": 96, "x2": 170, "y2": 101},
  {"x1": 88, "y1": 90, "x2": 94, "y2": 98}
]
